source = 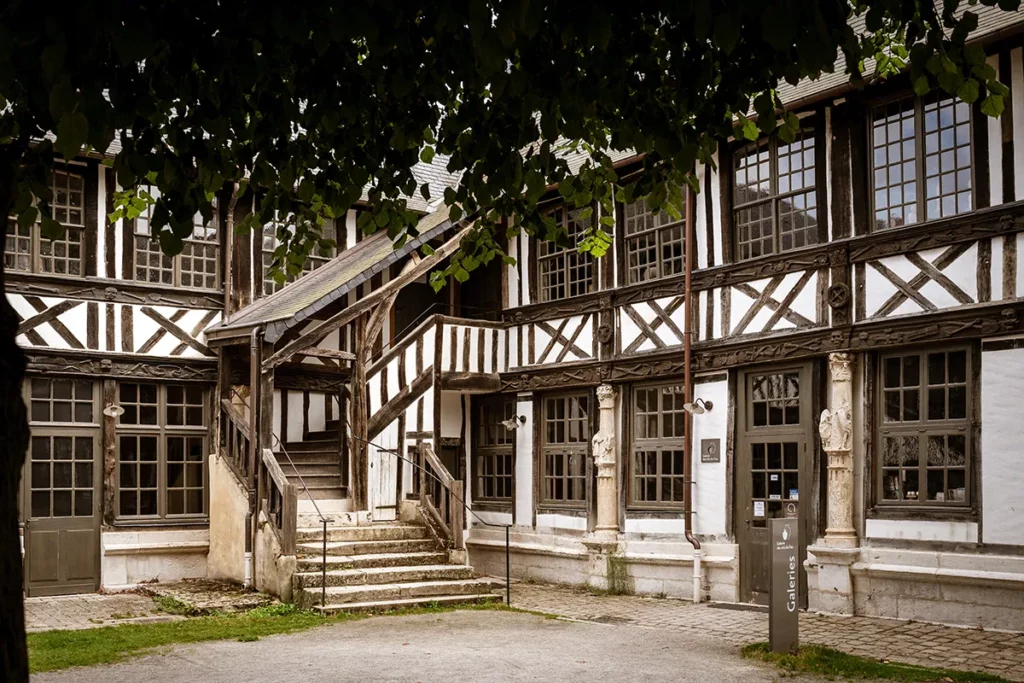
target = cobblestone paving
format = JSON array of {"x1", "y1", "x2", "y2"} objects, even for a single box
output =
[
  {"x1": 508, "y1": 582, "x2": 1024, "y2": 682},
  {"x1": 24, "y1": 592, "x2": 178, "y2": 632}
]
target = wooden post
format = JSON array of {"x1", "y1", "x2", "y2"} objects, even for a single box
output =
[
  {"x1": 281, "y1": 482, "x2": 298, "y2": 555},
  {"x1": 451, "y1": 480, "x2": 465, "y2": 550},
  {"x1": 101, "y1": 379, "x2": 117, "y2": 525},
  {"x1": 351, "y1": 316, "x2": 369, "y2": 510},
  {"x1": 418, "y1": 444, "x2": 427, "y2": 507}
]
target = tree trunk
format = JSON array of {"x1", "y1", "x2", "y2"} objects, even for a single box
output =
[{"x1": 0, "y1": 144, "x2": 30, "y2": 681}]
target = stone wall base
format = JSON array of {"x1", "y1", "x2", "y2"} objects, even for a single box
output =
[{"x1": 100, "y1": 529, "x2": 209, "y2": 590}]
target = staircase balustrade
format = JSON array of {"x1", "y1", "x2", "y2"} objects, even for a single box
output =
[
  {"x1": 219, "y1": 398, "x2": 252, "y2": 485},
  {"x1": 417, "y1": 443, "x2": 465, "y2": 551},
  {"x1": 258, "y1": 447, "x2": 298, "y2": 555}
]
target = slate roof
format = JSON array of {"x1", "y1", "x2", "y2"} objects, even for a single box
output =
[{"x1": 209, "y1": 204, "x2": 454, "y2": 343}]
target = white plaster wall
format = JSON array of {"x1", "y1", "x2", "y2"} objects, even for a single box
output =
[
  {"x1": 989, "y1": 55, "x2": 1004, "y2": 206},
  {"x1": 440, "y1": 391, "x2": 463, "y2": 438},
  {"x1": 507, "y1": 235, "x2": 520, "y2": 308},
  {"x1": 981, "y1": 346, "x2": 1024, "y2": 546},
  {"x1": 865, "y1": 519, "x2": 978, "y2": 543},
  {"x1": 272, "y1": 390, "x2": 282, "y2": 444},
  {"x1": 286, "y1": 391, "x2": 303, "y2": 442},
  {"x1": 207, "y1": 453, "x2": 248, "y2": 583},
  {"x1": 515, "y1": 394, "x2": 534, "y2": 526},
  {"x1": 536, "y1": 513, "x2": 587, "y2": 532},
  {"x1": 101, "y1": 529, "x2": 209, "y2": 590},
  {"x1": 692, "y1": 377, "x2": 729, "y2": 537}
]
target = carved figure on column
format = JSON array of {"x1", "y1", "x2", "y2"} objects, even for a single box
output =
[
  {"x1": 818, "y1": 401, "x2": 851, "y2": 452},
  {"x1": 592, "y1": 383, "x2": 617, "y2": 472}
]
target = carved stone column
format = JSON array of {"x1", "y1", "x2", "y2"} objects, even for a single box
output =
[
  {"x1": 807, "y1": 352, "x2": 859, "y2": 616},
  {"x1": 592, "y1": 383, "x2": 619, "y2": 539},
  {"x1": 820, "y1": 352, "x2": 856, "y2": 546}
]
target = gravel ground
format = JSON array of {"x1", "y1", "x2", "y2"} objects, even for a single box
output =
[{"x1": 33, "y1": 609, "x2": 830, "y2": 683}]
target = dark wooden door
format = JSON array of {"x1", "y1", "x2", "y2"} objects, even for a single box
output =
[
  {"x1": 23, "y1": 430, "x2": 101, "y2": 597},
  {"x1": 736, "y1": 364, "x2": 812, "y2": 606}
]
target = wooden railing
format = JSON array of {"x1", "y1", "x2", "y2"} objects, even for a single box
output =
[
  {"x1": 417, "y1": 443, "x2": 465, "y2": 551},
  {"x1": 259, "y1": 447, "x2": 297, "y2": 555},
  {"x1": 219, "y1": 398, "x2": 252, "y2": 484}
]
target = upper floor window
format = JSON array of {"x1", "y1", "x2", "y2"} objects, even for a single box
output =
[
  {"x1": 5, "y1": 168, "x2": 86, "y2": 276},
  {"x1": 733, "y1": 129, "x2": 819, "y2": 260},
  {"x1": 262, "y1": 219, "x2": 336, "y2": 296},
  {"x1": 877, "y1": 347, "x2": 971, "y2": 507},
  {"x1": 474, "y1": 395, "x2": 516, "y2": 503},
  {"x1": 622, "y1": 195, "x2": 685, "y2": 285},
  {"x1": 134, "y1": 187, "x2": 220, "y2": 289},
  {"x1": 871, "y1": 94, "x2": 972, "y2": 230},
  {"x1": 536, "y1": 206, "x2": 596, "y2": 303}
]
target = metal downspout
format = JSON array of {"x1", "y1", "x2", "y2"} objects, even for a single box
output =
[
  {"x1": 683, "y1": 184, "x2": 702, "y2": 604},
  {"x1": 245, "y1": 325, "x2": 264, "y2": 588}
]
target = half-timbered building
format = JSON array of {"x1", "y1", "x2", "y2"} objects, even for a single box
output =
[{"x1": 12, "y1": 7, "x2": 1024, "y2": 629}]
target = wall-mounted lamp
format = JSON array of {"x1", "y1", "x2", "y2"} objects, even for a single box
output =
[
  {"x1": 102, "y1": 403, "x2": 125, "y2": 419},
  {"x1": 501, "y1": 415, "x2": 528, "y2": 431},
  {"x1": 683, "y1": 398, "x2": 714, "y2": 415}
]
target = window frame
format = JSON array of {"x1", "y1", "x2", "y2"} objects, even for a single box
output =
[
  {"x1": 627, "y1": 382, "x2": 688, "y2": 510},
  {"x1": 868, "y1": 91, "x2": 975, "y2": 233},
  {"x1": 5, "y1": 166, "x2": 89, "y2": 277},
  {"x1": 261, "y1": 219, "x2": 337, "y2": 296},
  {"x1": 473, "y1": 395, "x2": 516, "y2": 507},
  {"x1": 538, "y1": 391, "x2": 592, "y2": 509},
  {"x1": 132, "y1": 187, "x2": 221, "y2": 290},
  {"x1": 619, "y1": 194, "x2": 687, "y2": 287},
  {"x1": 533, "y1": 204, "x2": 599, "y2": 303},
  {"x1": 874, "y1": 345, "x2": 975, "y2": 512},
  {"x1": 115, "y1": 382, "x2": 210, "y2": 523},
  {"x1": 731, "y1": 120, "x2": 824, "y2": 262}
]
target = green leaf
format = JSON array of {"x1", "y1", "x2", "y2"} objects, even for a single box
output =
[
  {"x1": 449, "y1": 204, "x2": 463, "y2": 221},
  {"x1": 17, "y1": 206, "x2": 38, "y2": 230},
  {"x1": 39, "y1": 213, "x2": 64, "y2": 240},
  {"x1": 957, "y1": 79, "x2": 980, "y2": 105},
  {"x1": 981, "y1": 93, "x2": 1005, "y2": 118},
  {"x1": 420, "y1": 146, "x2": 435, "y2": 164},
  {"x1": 55, "y1": 111, "x2": 88, "y2": 160},
  {"x1": 913, "y1": 75, "x2": 931, "y2": 97}
]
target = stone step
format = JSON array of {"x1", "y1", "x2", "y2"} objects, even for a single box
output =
[
  {"x1": 295, "y1": 551, "x2": 448, "y2": 573},
  {"x1": 314, "y1": 593, "x2": 500, "y2": 614},
  {"x1": 296, "y1": 538, "x2": 439, "y2": 557},
  {"x1": 295, "y1": 524, "x2": 430, "y2": 543},
  {"x1": 286, "y1": 473, "x2": 343, "y2": 489},
  {"x1": 293, "y1": 564, "x2": 476, "y2": 589},
  {"x1": 303, "y1": 578, "x2": 500, "y2": 606},
  {"x1": 282, "y1": 439, "x2": 339, "y2": 453}
]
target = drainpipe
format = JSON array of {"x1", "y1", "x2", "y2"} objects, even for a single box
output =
[
  {"x1": 683, "y1": 182, "x2": 702, "y2": 604},
  {"x1": 223, "y1": 183, "x2": 240, "y2": 322},
  {"x1": 245, "y1": 325, "x2": 264, "y2": 588}
]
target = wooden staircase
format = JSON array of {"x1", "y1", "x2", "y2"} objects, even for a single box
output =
[
  {"x1": 275, "y1": 418, "x2": 345, "y2": 500},
  {"x1": 292, "y1": 521, "x2": 500, "y2": 612}
]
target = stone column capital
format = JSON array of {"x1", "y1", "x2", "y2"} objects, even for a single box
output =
[
  {"x1": 827, "y1": 352, "x2": 855, "y2": 383},
  {"x1": 596, "y1": 383, "x2": 616, "y2": 409}
]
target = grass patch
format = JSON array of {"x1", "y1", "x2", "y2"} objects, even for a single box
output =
[
  {"x1": 741, "y1": 642, "x2": 1011, "y2": 683},
  {"x1": 29, "y1": 600, "x2": 513, "y2": 674},
  {"x1": 152, "y1": 595, "x2": 202, "y2": 617}
]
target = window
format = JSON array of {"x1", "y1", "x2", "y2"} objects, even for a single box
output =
[
  {"x1": 117, "y1": 383, "x2": 208, "y2": 519},
  {"x1": 474, "y1": 395, "x2": 516, "y2": 503},
  {"x1": 134, "y1": 186, "x2": 219, "y2": 288},
  {"x1": 5, "y1": 168, "x2": 86, "y2": 275},
  {"x1": 537, "y1": 206, "x2": 596, "y2": 302},
  {"x1": 622, "y1": 195, "x2": 685, "y2": 285},
  {"x1": 878, "y1": 348, "x2": 971, "y2": 506},
  {"x1": 540, "y1": 393, "x2": 590, "y2": 505},
  {"x1": 871, "y1": 94, "x2": 972, "y2": 230},
  {"x1": 750, "y1": 372, "x2": 801, "y2": 427},
  {"x1": 630, "y1": 384, "x2": 686, "y2": 506},
  {"x1": 262, "y1": 220, "x2": 336, "y2": 296},
  {"x1": 733, "y1": 128, "x2": 819, "y2": 260},
  {"x1": 25, "y1": 379, "x2": 97, "y2": 520}
]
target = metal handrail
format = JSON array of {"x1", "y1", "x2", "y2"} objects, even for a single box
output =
[{"x1": 346, "y1": 427, "x2": 513, "y2": 606}]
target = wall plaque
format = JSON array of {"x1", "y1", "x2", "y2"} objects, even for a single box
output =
[{"x1": 700, "y1": 438, "x2": 721, "y2": 464}]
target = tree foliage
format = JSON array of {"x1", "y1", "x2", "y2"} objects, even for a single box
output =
[{"x1": 1, "y1": 0, "x2": 1018, "y2": 287}]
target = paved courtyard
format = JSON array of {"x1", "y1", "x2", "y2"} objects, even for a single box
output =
[
  {"x1": 23, "y1": 582, "x2": 1024, "y2": 681},
  {"x1": 33, "y1": 609, "x2": 834, "y2": 683},
  {"x1": 508, "y1": 582, "x2": 1024, "y2": 681}
]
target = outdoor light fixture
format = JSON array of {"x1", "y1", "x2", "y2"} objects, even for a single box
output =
[
  {"x1": 102, "y1": 403, "x2": 125, "y2": 418},
  {"x1": 683, "y1": 398, "x2": 714, "y2": 415},
  {"x1": 501, "y1": 415, "x2": 528, "y2": 430}
]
